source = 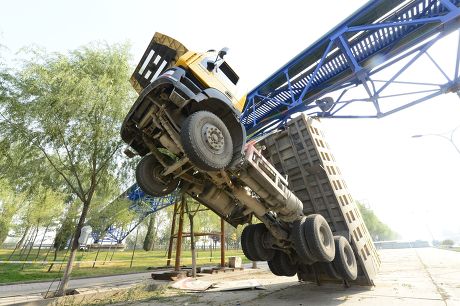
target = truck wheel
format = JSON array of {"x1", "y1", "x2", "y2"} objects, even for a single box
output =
[
  {"x1": 252, "y1": 224, "x2": 275, "y2": 261},
  {"x1": 136, "y1": 154, "x2": 180, "y2": 197},
  {"x1": 292, "y1": 217, "x2": 315, "y2": 264},
  {"x1": 268, "y1": 258, "x2": 283, "y2": 276},
  {"x1": 304, "y1": 214, "x2": 335, "y2": 262},
  {"x1": 241, "y1": 225, "x2": 258, "y2": 261},
  {"x1": 181, "y1": 111, "x2": 233, "y2": 171},
  {"x1": 269, "y1": 251, "x2": 297, "y2": 277},
  {"x1": 320, "y1": 262, "x2": 341, "y2": 280},
  {"x1": 332, "y1": 236, "x2": 357, "y2": 281},
  {"x1": 241, "y1": 224, "x2": 274, "y2": 261}
]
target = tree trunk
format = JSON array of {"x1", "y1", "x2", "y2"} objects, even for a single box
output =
[
  {"x1": 143, "y1": 214, "x2": 156, "y2": 251},
  {"x1": 184, "y1": 199, "x2": 199, "y2": 277},
  {"x1": 55, "y1": 201, "x2": 90, "y2": 296},
  {"x1": 188, "y1": 214, "x2": 196, "y2": 277}
]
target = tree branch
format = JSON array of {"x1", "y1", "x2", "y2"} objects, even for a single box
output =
[
  {"x1": 58, "y1": 129, "x2": 85, "y2": 198},
  {"x1": 33, "y1": 141, "x2": 85, "y2": 203}
]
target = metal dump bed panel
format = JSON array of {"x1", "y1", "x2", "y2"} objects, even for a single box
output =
[{"x1": 261, "y1": 114, "x2": 380, "y2": 285}]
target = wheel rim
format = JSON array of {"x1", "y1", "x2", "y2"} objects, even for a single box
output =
[
  {"x1": 202, "y1": 123, "x2": 225, "y2": 153},
  {"x1": 152, "y1": 164, "x2": 169, "y2": 184}
]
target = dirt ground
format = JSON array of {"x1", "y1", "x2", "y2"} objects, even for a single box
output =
[{"x1": 132, "y1": 248, "x2": 460, "y2": 306}]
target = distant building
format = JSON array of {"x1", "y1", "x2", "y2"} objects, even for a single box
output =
[{"x1": 374, "y1": 240, "x2": 430, "y2": 249}]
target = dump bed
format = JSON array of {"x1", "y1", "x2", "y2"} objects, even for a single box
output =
[{"x1": 261, "y1": 114, "x2": 380, "y2": 285}]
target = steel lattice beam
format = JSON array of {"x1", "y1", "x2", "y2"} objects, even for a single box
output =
[
  {"x1": 92, "y1": 184, "x2": 180, "y2": 243},
  {"x1": 241, "y1": 0, "x2": 460, "y2": 137}
]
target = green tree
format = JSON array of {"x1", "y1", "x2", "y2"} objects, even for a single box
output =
[
  {"x1": 357, "y1": 202, "x2": 398, "y2": 241},
  {"x1": 0, "y1": 43, "x2": 135, "y2": 295},
  {"x1": 143, "y1": 209, "x2": 169, "y2": 251},
  {"x1": 53, "y1": 201, "x2": 80, "y2": 251},
  {"x1": 143, "y1": 214, "x2": 157, "y2": 251},
  {"x1": 441, "y1": 239, "x2": 454, "y2": 247},
  {"x1": 0, "y1": 179, "x2": 26, "y2": 244}
]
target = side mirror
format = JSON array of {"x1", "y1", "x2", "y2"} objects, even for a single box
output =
[
  {"x1": 218, "y1": 47, "x2": 229, "y2": 59},
  {"x1": 207, "y1": 48, "x2": 229, "y2": 71},
  {"x1": 207, "y1": 61, "x2": 216, "y2": 71}
]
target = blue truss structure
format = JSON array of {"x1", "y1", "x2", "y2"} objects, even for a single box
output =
[
  {"x1": 241, "y1": 0, "x2": 460, "y2": 137},
  {"x1": 92, "y1": 184, "x2": 180, "y2": 243},
  {"x1": 126, "y1": 184, "x2": 180, "y2": 216}
]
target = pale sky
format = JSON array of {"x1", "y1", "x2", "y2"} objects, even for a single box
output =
[{"x1": 1, "y1": 0, "x2": 459, "y2": 242}]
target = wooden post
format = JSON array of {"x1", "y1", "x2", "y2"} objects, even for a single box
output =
[
  {"x1": 130, "y1": 225, "x2": 140, "y2": 268},
  {"x1": 220, "y1": 218, "x2": 225, "y2": 268},
  {"x1": 92, "y1": 239, "x2": 103, "y2": 268},
  {"x1": 166, "y1": 202, "x2": 179, "y2": 267},
  {"x1": 174, "y1": 196, "x2": 185, "y2": 271},
  {"x1": 102, "y1": 240, "x2": 114, "y2": 265}
]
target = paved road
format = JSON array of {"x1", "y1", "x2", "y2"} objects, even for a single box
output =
[
  {"x1": 0, "y1": 272, "x2": 153, "y2": 302},
  {"x1": 133, "y1": 248, "x2": 460, "y2": 306}
]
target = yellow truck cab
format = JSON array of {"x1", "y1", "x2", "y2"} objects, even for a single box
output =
[{"x1": 121, "y1": 32, "x2": 246, "y2": 199}]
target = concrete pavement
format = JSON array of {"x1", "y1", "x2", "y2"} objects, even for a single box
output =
[{"x1": 132, "y1": 248, "x2": 460, "y2": 306}]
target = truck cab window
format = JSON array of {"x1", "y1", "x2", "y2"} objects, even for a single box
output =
[{"x1": 218, "y1": 61, "x2": 239, "y2": 85}]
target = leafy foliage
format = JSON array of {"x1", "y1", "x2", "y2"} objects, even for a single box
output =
[
  {"x1": 0, "y1": 43, "x2": 136, "y2": 293},
  {"x1": 88, "y1": 197, "x2": 137, "y2": 242},
  {"x1": 53, "y1": 201, "x2": 80, "y2": 250},
  {"x1": 441, "y1": 239, "x2": 454, "y2": 246},
  {"x1": 0, "y1": 43, "x2": 135, "y2": 205},
  {"x1": 357, "y1": 202, "x2": 398, "y2": 241},
  {"x1": 0, "y1": 179, "x2": 26, "y2": 243}
]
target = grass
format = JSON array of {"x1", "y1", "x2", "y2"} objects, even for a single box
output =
[{"x1": 0, "y1": 247, "x2": 249, "y2": 284}]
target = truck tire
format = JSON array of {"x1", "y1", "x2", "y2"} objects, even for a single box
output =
[
  {"x1": 320, "y1": 262, "x2": 341, "y2": 280},
  {"x1": 291, "y1": 217, "x2": 315, "y2": 264},
  {"x1": 136, "y1": 154, "x2": 180, "y2": 197},
  {"x1": 181, "y1": 111, "x2": 233, "y2": 171},
  {"x1": 304, "y1": 214, "x2": 335, "y2": 262},
  {"x1": 267, "y1": 257, "x2": 283, "y2": 276},
  {"x1": 252, "y1": 224, "x2": 275, "y2": 261},
  {"x1": 269, "y1": 251, "x2": 297, "y2": 277},
  {"x1": 241, "y1": 224, "x2": 274, "y2": 261},
  {"x1": 241, "y1": 225, "x2": 258, "y2": 261},
  {"x1": 332, "y1": 236, "x2": 357, "y2": 281}
]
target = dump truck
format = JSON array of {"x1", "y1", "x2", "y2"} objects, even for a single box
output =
[{"x1": 121, "y1": 33, "x2": 367, "y2": 283}]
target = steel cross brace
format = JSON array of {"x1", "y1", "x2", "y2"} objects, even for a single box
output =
[
  {"x1": 241, "y1": 0, "x2": 460, "y2": 138},
  {"x1": 316, "y1": 29, "x2": 460, "y2": 119}
]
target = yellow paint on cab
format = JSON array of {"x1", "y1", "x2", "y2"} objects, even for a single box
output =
[{"x1": 176, "y1": 51, "x2": 244, "y2": 111}]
